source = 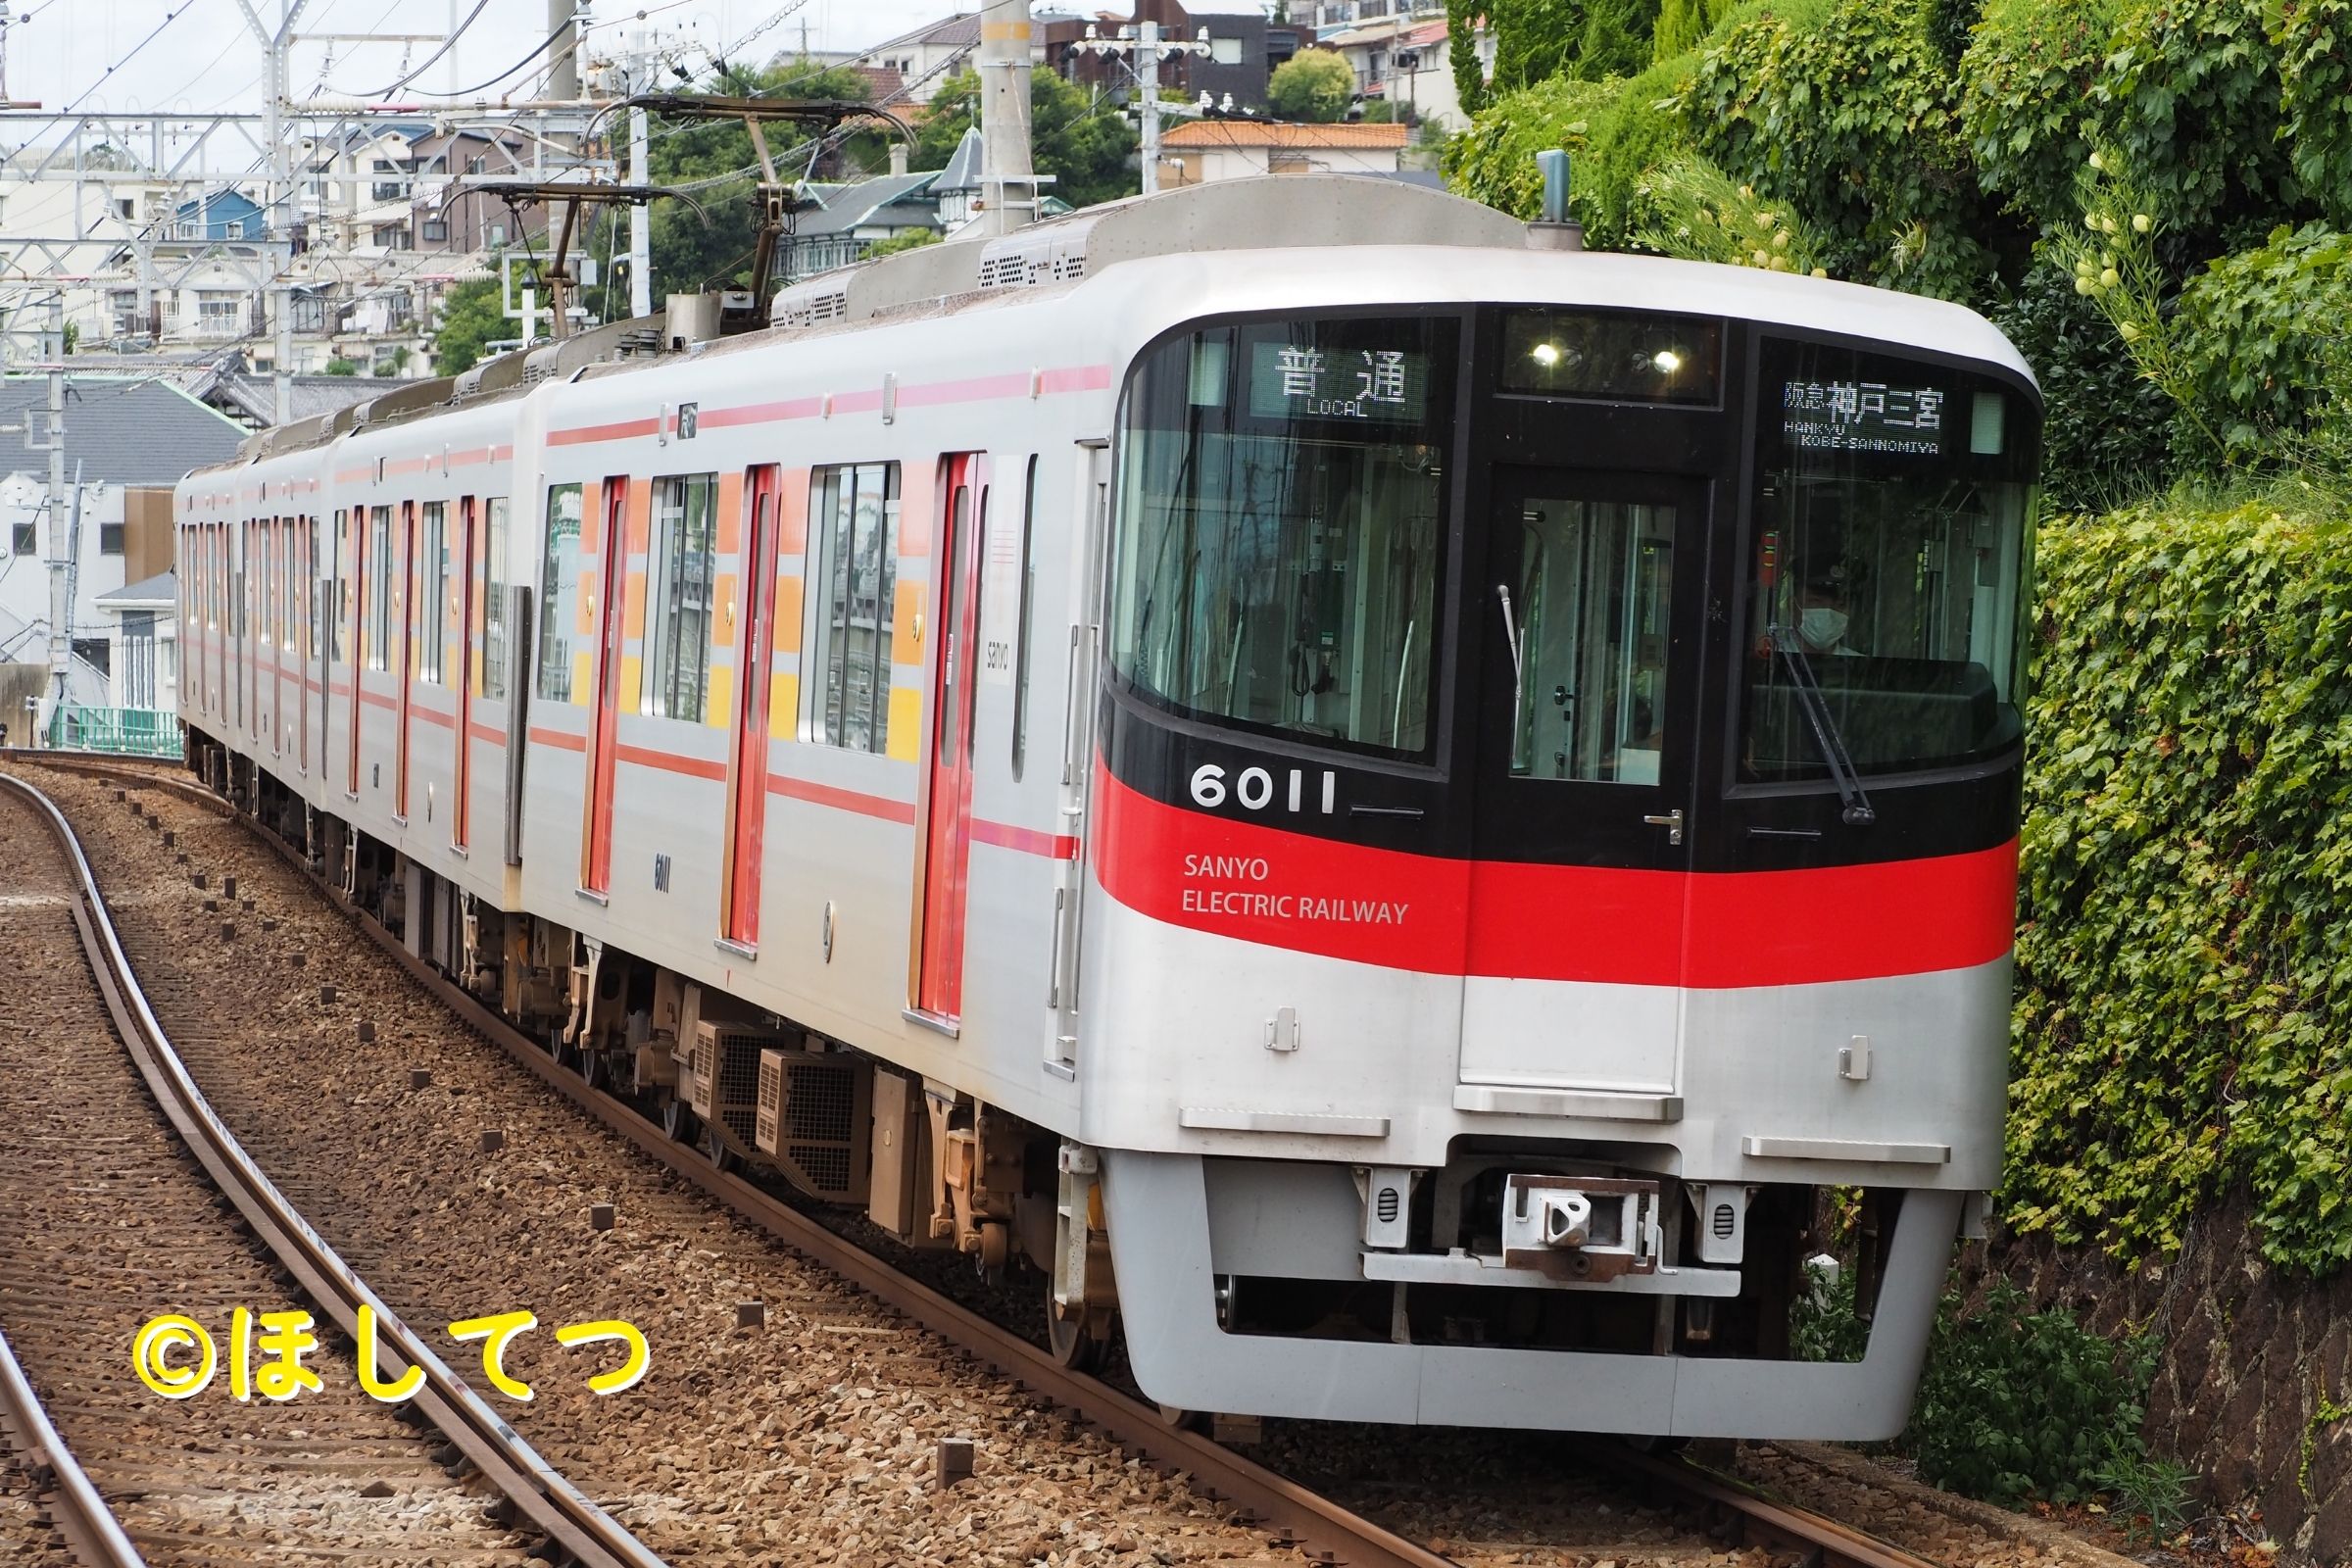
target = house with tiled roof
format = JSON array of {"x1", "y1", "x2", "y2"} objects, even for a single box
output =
[{"x1": 1158, "y1": 119, "x2": 1410, "y2": 184}]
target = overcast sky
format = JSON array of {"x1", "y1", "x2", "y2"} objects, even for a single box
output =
[{"x1": 12, "y1": 0, "x2": 964, "y2": 120}]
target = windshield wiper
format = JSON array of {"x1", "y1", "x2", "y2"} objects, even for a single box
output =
[{"x1": 1767, "y1": 625, "x2": 1876, "y2": 827}]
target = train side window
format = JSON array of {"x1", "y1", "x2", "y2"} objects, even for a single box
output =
[
  {"x1": 368, "y1": 505, "x2": 393, "y2": 670},
  {"x1": 331, "y1": 511, "x2": 350, "y2": 662},
  {"x1": 643, "y1": 472, "x2": 716, "y2": 721},
  {"x1": 483, "y1": 498, "x2": 510, "y2": 701},
  {"x1": 418, "y1": 501, "x2": 448, "y2": 683},
  {"x1": 807, "y1": 462, "x2": 901, "y2": 754},
  {"x1": 537, "y1": 482, "x2": 584, "y2": 703},
  {"x1": 1010, "y1": 454, "x2": 1039, "y2": 780}
]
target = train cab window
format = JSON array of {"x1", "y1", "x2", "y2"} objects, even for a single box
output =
[
  {"x1": 807, "y1": 462, "x2": 901, "y2": 754},
  {"x1": 368, "y1": 506, "x2": 393, "y2": 670},
  {"x1": 1507, "y1": 497, "x2": 1678, "y2": 783},
  {"x1": 1740, "y1": 338, "x2": 2038, "y2": 781},
  {"x1": 418, "y1": 501, "x2": 448, "y2": 683},
  {"x1": 643, "y1": 473, "x2": 716, "y2": 722},
  {"x1": 1499, "y1": 308, "x2": 1722, "y2": 404},
  {"x1": 1110, "y1": 314, "x2": 1457, "y2": 760},
  {"x1": 483, "y1": 498, "x2": 510, "y2": 702},
  {"x1": 538, "y1": 483, "x2": 584, "y2": 704}
]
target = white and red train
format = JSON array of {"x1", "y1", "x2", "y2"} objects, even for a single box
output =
[{"x1": 176, "y1": 176, "x2": 2039, "y2": 1436}]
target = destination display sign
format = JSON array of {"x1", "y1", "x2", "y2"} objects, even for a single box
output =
[
  {"x1": 1780, "y1": 378, "x2": 1950, "y2": 457},
  {"x1": 1249, "y1": 341, "x2": 1434, "y2": 424}
]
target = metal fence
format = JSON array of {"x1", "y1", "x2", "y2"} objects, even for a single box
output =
[{"x1": 43, "y1": 706, "x2": 182, "y2": 759}]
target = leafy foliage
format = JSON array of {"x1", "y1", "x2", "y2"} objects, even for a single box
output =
[
  {"x1": 2172, "y1": 222, "x2": 2352, "y2": 466},
  {"x1": 2092, "y1": 0, "x2": 2290, "y2": 244},
  {"x1": 428, "y1": 275, "x2": 511, "y2": 376},
  {"x1": 2009, "y1": 499, "x2": 2352, "y2": 1270},
  {"x1": 1446, "y1": 0, "x2": 1494, "y2": 115},
  {"x1": 865, "y1": 228, "x2": 940, "y2": 258},
  {"x1": 1651, "y1": 0, "x2": 1738, "y2": 60},
  {"x1": 1632, "y1": 154, "x2": 1833, "y2": 273},
  {"x1": 2266, "y1": 0, "x2": 2352, "y2": 227},
  {"x1": 1440, "y1": 72, "x2": 1628, "y2": 224},
  {"x1": 1956, "y1": 0, "x2": 2122, "y2": 230},
  {"x1": 1908, "y1": 1282, "x2": 2157, "y2": 1505},
  {"x1": 1984, "y1": 259, "x2": 2174, "y2": 513},
  {"x1": 1680, "y1": 0, "x2": 1996, "y2": 298},
  {"x1": 1267, "y1": 48, "x2": 1358, "y2": 122},
  {"x1": 912, "y1": 68, "x2": 1138, "y2": 209}
]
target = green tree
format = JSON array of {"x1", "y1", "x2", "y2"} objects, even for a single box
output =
[
  {"x1": 429, "y1": 274, "x2": 513, "y2": 376},
  {"x1": 1267, "y1": 49, "x2": 1357, "y2": 122},
  {"x1": 910, "y1": 68, "x2": 1138, "y2": 210},
  {"x1": 867, "y1": 228, "x2": 940, "y2": 257}
]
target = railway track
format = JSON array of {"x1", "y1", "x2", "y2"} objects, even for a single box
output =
[
  {"x1": 13, "y1": 751, "x2": 1953, "y2": 1568},
  {"x1": 0, "y1": 769, "x2": 662, "y2": 1568}
]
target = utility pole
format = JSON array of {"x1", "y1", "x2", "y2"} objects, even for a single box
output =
[
  {"x1": 973, "y1": 0, "x2": 1038, "y2": 236},
  {"x1": 1073, "y1": 23, "x2": 1209, "y2": 195},
  {"x1": 629, "y1": 33, "x2": 651, "y2": 318},
  {"x1": 38, "y1": 296, "x2": 67, "y2": 733},
  {"x1": 230, "y1": 0, "x2": 310, "y2": 424},
  {"x1": 548, "y1": 0, "x2": 582, "y2": 103}
]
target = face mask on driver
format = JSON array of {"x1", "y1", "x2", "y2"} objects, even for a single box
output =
[{"x1": 1799, "y1": 607, "x2": 1848, "y2": 649}]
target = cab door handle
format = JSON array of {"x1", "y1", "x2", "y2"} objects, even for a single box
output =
[{"x1": 1642, "y1": 808, "x2": 1685, "y2": 846}]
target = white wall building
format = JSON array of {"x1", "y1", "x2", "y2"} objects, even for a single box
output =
[{"x1": 1158, "y1": 120, "x2": 1409, "y2": 184}]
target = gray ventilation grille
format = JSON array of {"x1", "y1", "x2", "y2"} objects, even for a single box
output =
[
  {"x1": 976, "y1": 234, "x2": 1089, "y2": 291},
  {"x1": 773, "y1": 280, "x2": 851, "y2": 327}
]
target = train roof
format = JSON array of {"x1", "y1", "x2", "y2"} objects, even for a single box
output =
[{"x1": 211, "y1": 176, "x2": 2032, "y2": 474}]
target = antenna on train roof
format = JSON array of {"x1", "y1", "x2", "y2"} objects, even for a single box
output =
[{"x1": 1527, "y1": 148, "x2": 1586, "y2": 252}]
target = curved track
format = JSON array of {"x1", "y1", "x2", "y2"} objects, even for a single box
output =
[
  {"x1": 0, "y1": 768, "x2": 664, "y2": 1568},
  {"x1": 15, "y1": 751, "x2": 1949, "y2": 1568}
]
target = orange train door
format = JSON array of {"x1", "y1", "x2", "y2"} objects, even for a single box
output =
[
  {"x1": 581, "y1": 476, "x2": 629, "y2": 895},
  {"x1": 721, "y1": 466, "x2": 783, "y2": 948},
  {"x1": 453, "y1": 497, "x2": 477, "y2": 850},
  {"x1": 396, "y1": 501, "x2": 416, "y2": 819},
  {"x1": 346, "y1": 510, "x2": 365, "y2": 795},
  {"x1": 915, "y1": 455, "x2": 985, "y2": 1020},
  {"x1": 271, "y1": 517, "x2": 286, "y2": 756}
]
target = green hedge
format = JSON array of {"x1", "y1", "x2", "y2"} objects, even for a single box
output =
[{"x1": 2007, "y1": 500, "x2": 2352, "y2": 1271}]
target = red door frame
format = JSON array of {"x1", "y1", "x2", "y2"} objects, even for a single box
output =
[
  {"x1": 916, "y1": 456, "x2": 985, "y2": 1019},
  {"x1": 270, "y1": 517, "x2": 285, "y2": 754},
  {"x1": 346, "y1": 510, "x2": 365, "y2": 795},
  {"x1": 581, "y1": 477, "x2": 628, "y2": 895},
  {"x1": 722, "y1": 466, "x2": 782, "y2": 947},
  {"x1": 298, "y1": 521, "x2": 313, "y2": 770},
  {"x1": 454, "y1": 496, "x2": 477, "y2": 850},
  {"x1": 395, "y1": 501, "x2": 416, "y2": 819}
]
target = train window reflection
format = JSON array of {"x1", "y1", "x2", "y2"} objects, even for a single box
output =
[
  {"x1": 1741, "y1": 339, "x2": 2037, "y2": 781},
  {"x1": 1111, "y1": 316, "x2": 1457, "y2": 760},
  {"x1": 1505, "y1": 498, "x2": 1676, "y2": 784}
]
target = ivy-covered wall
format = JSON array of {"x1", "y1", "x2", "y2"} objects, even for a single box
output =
[{"x1": 2007, "y1": 500, "x2": 2352, "y2": 1274}]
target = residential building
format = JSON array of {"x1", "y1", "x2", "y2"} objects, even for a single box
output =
[
  {"x1": 839, "y1": 13, "x2": 1046, "y2": 102},
  {"x1": 1157, "y1": 119, "x2": 1409, "y2": 183},
  {"x1": 1304, "y1": 0, "x2": 1445, "y2": 31},
  {"x1": 94, "y1": 569, "x2": 177, "y2": 712},
  {"x1": 408, "y1": 128, "x2": 549, "y2": 254},
  {"x1": 0, "y1": 378, "x2": 243, "y2": 715},
  {"x1": 170, "y1": 188, "x2": 268, "y2": 242},
  {"x1": 1325, "y1": 17, "x2": 1461, "y2": 128}
]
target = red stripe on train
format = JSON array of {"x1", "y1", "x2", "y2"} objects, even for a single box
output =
[{"x1": 1091, "y1": 765, "x2": 2016, "y2": 989}]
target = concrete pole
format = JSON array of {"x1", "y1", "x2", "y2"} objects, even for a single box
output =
[
  {"x1": 276, "y1": 285, "x2": 294, "y2": 408},
  {"x1": 42, "y1": 298, "x2": 67, "y2": 727},
  {"x1": 1138, "y1": 22, "x2": 1161, "y2": 197},
  {"x1": 547, "y1": 0, "x2": 580, "y2": 103},
  {"x1": 629, "y1": 35, "x2": 651, "y2": 318},
  {"x1": 975, "y1": 0, "x2": 1035, "y2": 236}
]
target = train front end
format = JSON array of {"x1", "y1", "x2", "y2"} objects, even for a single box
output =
[{"x1": 1081, "y1": 271, "x2": 2038, "y2": 1436}]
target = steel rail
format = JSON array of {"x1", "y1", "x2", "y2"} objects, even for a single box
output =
[
  {"x1": 0, "y1": 769, "x2": 669, "y2": 1568},
  {"x1": 23, "y1": 752, "x2": 1951, "y2": 1568},
  {"x1": 0, "y1": 1323, "x2": 146, "y2": 1568}
]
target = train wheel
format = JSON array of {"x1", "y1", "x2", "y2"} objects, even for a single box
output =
[
  {"x1": 703, "y1": 1120, "x2": 742, "y2": 1176},
  {"x1": 1156, "y1": 1404, "x2": 1209, "y2": 1435},
  {"x1": 1045, "y1": 1296, "x2": 1106, "y2": 1375},
  {"x1": 579, "y1": 1047, "x2": 605, "y2": 1091},
  {"x1": 662, "y1": 1097, "x2": 696, "y2": 1143}
]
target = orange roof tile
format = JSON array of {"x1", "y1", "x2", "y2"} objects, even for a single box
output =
[{"x1": 1159, "y1": 120, "x2": 1412, "y2": 149}]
